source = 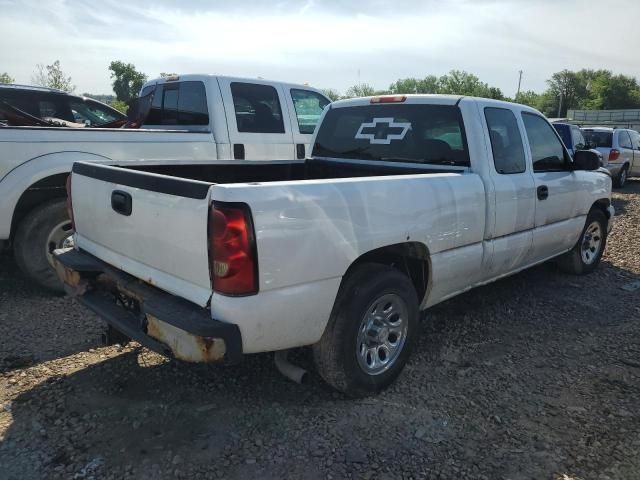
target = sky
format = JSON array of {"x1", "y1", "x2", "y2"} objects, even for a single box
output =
[{"x1": 1, "y1": 0, "x2": 639, "y2": 97}]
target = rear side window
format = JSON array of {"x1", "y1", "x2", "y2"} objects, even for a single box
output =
[
  {"x1": 231, "y1": 82, "x2": 285, "y2": 134},
  {"x1": 522, "y1": 113, "x2": 567, "y2": 172},
  {"x1": 583, "y1": 130, "x2": 612, "y2": 148},
  {"x1": 146, "y1": 81, "x2": 209, "y2": 126},
  {"x1": 312, "y1": 104, "x2": 470, "y2": 167},
  {"x1": 485, "y1": 107, "x2": 526, "y2": 174},
  {"x1": 618, "y1": 130, "x2": 632, "y2": 149},
  {"x1": 290, "y1": 89, "x2": 330, "y2": 134}
]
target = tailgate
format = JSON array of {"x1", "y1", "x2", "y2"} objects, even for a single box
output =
[{"x1": 70, "y1": 162, "x2": 213, "y2": 306}]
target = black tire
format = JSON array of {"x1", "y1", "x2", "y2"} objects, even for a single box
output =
[
  {"x1": 13, "y1": 199, "x2": 72, "y2": 293},
  {"x1": 614, "y1": 164, "x2": 628, "y2": 188},
  {"x1": 557, "y1": 209, "x2": 607, "y2": 275},
  {"x1": 313, "y1": 263, "x2": 419, "y2": 397}
]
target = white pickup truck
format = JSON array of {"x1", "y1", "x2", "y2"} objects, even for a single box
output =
[
  {"x1": 54, "y1": 94, "x2": 613, "y2": 396},
  {"x1": 0, "y1": 76, "x2": 330, "y2": 290}
]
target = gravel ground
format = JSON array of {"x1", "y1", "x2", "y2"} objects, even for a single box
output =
[{"x1": 1, "y1": 181, "x2": 639, "y2": 480}]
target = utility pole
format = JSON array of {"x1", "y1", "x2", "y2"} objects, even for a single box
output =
[
  {"x1": 516, "y1": 70, "x2": 523, "y2": 101},
  {"x1": 557, "y1": 93, "x2": 563, "y2": 118}
]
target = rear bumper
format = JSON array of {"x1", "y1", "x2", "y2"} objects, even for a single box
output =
[{"x1": 53, "y1": 248, "x2": 242, "y2": 364}]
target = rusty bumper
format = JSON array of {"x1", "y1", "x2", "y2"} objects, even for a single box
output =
[{"x1": 53, "y1": 248, "x2": 242, "y2": 364}]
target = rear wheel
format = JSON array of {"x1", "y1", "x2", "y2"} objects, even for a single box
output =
[
  {"x1": 557, "y1": 209, "x2": 607, "y2": 275},
  {"x1": 614, "y1": 164, "x2": 628, "y2": 188},
  {"x1": 13, "y1": 199, "x2": 73, "y2": 293},
  {"x1": 313, "y1": 263, "x2": 419, "y2": 396}
]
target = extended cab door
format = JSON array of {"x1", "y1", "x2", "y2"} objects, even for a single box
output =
[
  {"x1": 521, "y1": 113, "x2": 581, "y2": 261},
  {"x1": 217, "y1": 78, "x2": 295, "y2": 160},
  {"x1": 284, "y1": 88, "x2": 331, "y2": 159},
  {"x1": 480, "y1": 104, "x2": 536, "y2": 276}
]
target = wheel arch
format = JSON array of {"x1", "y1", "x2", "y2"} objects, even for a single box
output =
[
  {"x1": 591, "y1": 198, "x2": 612, "y2": 219},
  {"x1": 3, "y1": 151, "x2": 111, "y2": 242},
  {"x1": 10, "y1": 173, "x2": 69, "y2": 242},
  {"x1": 341, "y1": 242, "x2": 432, "y2": 309}
]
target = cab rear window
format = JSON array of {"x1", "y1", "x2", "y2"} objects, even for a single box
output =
[{"x1": 312, "y1": 104, "x2": 470, "y2": 167}]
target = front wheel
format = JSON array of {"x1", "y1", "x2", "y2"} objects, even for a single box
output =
[
  {"x1": 557, "y1": 209, "x2": 607, "y2": 275},
  {"x1": 313, "y1": 263, "x2": 419, "y2": 396},
  {"x1": 13, "y1": 199, "x2": 74, "y2": 293}
]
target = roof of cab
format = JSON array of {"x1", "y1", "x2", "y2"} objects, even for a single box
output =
[
  {"x1": 141, "y1": 74, "x2": 325, "y2": 94},
  {"x1": 330, "y1": 94, "x2": 543, "y2": 115}
]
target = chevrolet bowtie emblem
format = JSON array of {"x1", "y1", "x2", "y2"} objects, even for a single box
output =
[{"x1": 354, "y1": 117, "x2": 412, "y2": 144}]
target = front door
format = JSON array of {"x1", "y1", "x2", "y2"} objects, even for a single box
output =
[{"x1": 521, "y1": 113, "x2": 581, "y2": 262}]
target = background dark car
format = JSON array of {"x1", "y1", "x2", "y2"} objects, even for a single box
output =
[{"x1": 0, "y1": 84, "x2": 125, "y2": 127}]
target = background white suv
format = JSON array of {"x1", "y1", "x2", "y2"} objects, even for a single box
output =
[{"x1": 583, "y1": 127, "x2": 640, "y2": 187}]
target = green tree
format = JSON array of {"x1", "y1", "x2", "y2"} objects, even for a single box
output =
[
  {"x1": 0, "y1": 72, "x2": 14, "y2": 84},
  {"x1": 321, "y1": 88, "x2": 341, "y2": 101},
  {"x1": 344, "y1": 83, "x2": 377, "y2": 98},
  {"x1": 545, "y1": 69, "x2": 588, "y2": 116},
  {"x1": 438, "y1": 70, "x2": 503, "y2": 99},
  {"x1": 109, "y1": 61, "x2": 147, "y2": 102},
  {"x1": 389, "y1": 75, "x2": 440, "y2": 94},
  {"x1": 31, "y1": 60, "x2": 75, "y2": 92},
  {"x1": 514, "y1": 90, "x2": 541, "y2": 108},
  {"x1": 586, "y1": 73, "x2": 640, "y2": 110},
  {"x1": 109, "y1": 100, "x2": 129, "y2": 114}
]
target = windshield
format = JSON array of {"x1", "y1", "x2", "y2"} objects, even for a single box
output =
[
  {"x1": 70, "y1": 99, "x2": 124, "y2": 126},
  {"x1": 312, "y1": 104, "x2": 470, "y2": 166},
  {"x1": 583, "y1": 130, "x2": 612, "y2": 148},
  {"x1": 553, "y1": 124, "x2": 571, "y2": 147}
]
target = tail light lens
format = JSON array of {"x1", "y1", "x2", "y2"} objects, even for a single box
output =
[
  {"x1": 609, "y1": 149, "x2": 620, "y2": 161},
  {"x1": 208, "y1": 202, "x2": 258, "y2": 296},
  {"x1": 65, "y1": 174, "x2": 75, "y2": 230}
]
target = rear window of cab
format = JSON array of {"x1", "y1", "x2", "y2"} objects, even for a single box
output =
[{"x1": 312, "y1": 104, "x2": 470, "y2": 167}]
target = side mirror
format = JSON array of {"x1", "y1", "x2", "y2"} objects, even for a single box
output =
[{"x1": 572, "y1": 150, "x2": 600, "y2": 171}]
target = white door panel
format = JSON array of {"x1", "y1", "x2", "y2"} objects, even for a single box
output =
[{"x1": 217, "y1": 78, "x2": 295, "y2": 160}]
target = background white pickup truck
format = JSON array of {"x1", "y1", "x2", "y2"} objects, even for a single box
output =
[
  {"x1": 0, "y1": 75, "x2": 330, "y2": 290},
  {"x1": 55, "y1": 94, "x2": 613, "y2": 396}
]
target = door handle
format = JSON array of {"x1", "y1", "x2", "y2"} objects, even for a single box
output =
[
  {"x1": 111, "y1": 190, "x2": 132, "y2": 216},
  {"x1": 537, "y1": 185, "x2": 549, "y2": 200},
  {"x1": 233, "y1": 144, "x2": 245, "y2": 160},
  {"x1": 296, "y1": 143, "x2": 305, "y2": 160}
]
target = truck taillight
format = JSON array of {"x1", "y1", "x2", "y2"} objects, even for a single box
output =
[
  {"x1": 65, "y1": 174, "x2": 75, "y2": 230},
  {"x1": 609, "y1": 149, "x2": 620, "y2": 161},
  {"x1": 208, "y1": 202, "x2": 258, "y2": 296}
]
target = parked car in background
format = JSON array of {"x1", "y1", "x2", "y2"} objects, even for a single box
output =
[
  {"x1": 552, "y1": 121, "x2": 604, "y2": 167},
  {"x1": 582, "y1": 127, "x2": 640, "y2": 187},
  {"x1": 55, "y1": 95, "x2": 612, "y2": 395},
  {"x1": 0, "y1": 84, "x2": 126, "y2": 127},
  {"x1": 0, "y1": 75, "x2": 330, "y2": 291}
]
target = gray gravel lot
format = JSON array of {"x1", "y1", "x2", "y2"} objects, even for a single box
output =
[{"x1": 1, "y1": 181, "x2": 639, "y2": 480}]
